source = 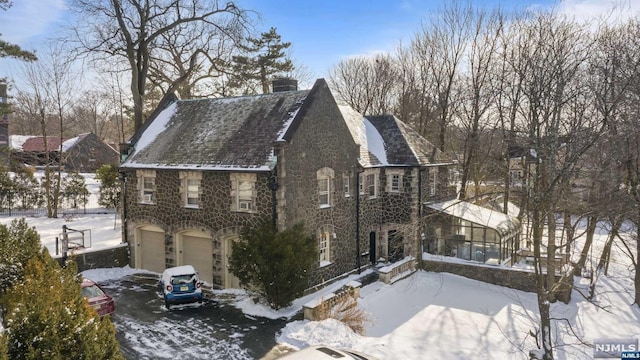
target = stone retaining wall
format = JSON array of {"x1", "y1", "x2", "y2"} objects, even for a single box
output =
[
  {"x1": 421, "y1": 259, "x2": 573, "y2": 303},
  {"x1": 55, "y1": 244, "x2": 130, "y2": 273}
]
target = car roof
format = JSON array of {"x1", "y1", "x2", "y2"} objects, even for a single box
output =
[
  {"x1": 81, "y1": 278, "x2": 97, "y2": 287},
  {"x1": 162, "y1": 265, "x2": 197, "y2": 277}
]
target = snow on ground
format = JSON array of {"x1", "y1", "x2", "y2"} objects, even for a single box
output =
[{"x1": 1, "y1": 207, "x2": 638, "y2": 359}]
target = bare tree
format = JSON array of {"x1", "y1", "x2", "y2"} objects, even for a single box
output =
[
  {"x1": 14, "y1": 46, "x2": 79, "y2": 217},
  {"x1": 507, "y1": 12, "x2": 599, "y2": 359},
  {"x1": 328, "y1": 53, "x2": 398, "y2": 115},
  {"x1": 68, "y1": 0, "x2": 252, "y2": 131},
  {"x1": 457, "y1": 8, "x2": 503, "y2": 200}
]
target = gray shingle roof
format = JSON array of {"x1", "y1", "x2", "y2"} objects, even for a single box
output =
[
  {"x1": 122, "y1": 90, "x2": 309, "y2": 170},
  {"x1": 340, "y1": 105, "x2": 450, "y2": 168}
]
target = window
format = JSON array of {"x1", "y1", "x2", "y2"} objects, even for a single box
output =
[
  {"x1": 186, "y1": 179, "x2": 200, "y2": 206},
  {"x1": 319, "y1": 178, "x2": 330, "y2": 206},
  {"x1": 429, "y1": 170, "x2": 437, "y2": 196},
  {"x1": 137, "y1": 170, "x2": 156, "y2": 204},
  {"x1": 387, "y1": 170, "x2": 403, "y2": 193},
  {"x1": 319, "y1": 231, "x2": 331, "y2": 266},
  {"x1": 230, "y1": 173, "x2": 256, "y2": 212},
  {"x1": 316, "y1": 167, "x2": 334, "y2": 208},
  {"x1": 343, "y1": 175, "x2": 350, "y2": 197},
  {"x1": 359, "y1": 174, "x2": 365, "y2": 195},
  {"x1": 367, "y1": 174, "x2": 377, "y2": 198},
  {"x1": 180, "y1": 171, "x2": 202, "y2": 208}
]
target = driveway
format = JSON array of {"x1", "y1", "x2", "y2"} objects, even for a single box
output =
[{"x1": 100, "y1": 273, "x2": 292, "y2": 360}]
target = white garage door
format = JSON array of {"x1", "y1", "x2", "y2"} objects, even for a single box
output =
[
  {"x1": 182, "y1": 235, "x2": 213, "y2": 284},
  {"x1": 139, "y1": 229, "x2": 165, "y2": 273}
]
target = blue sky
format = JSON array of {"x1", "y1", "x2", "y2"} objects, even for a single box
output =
[{"x1": 0, "y1": 0, "x2": 638, "y2": 82}]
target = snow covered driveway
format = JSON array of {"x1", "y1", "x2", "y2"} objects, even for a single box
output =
[{"x1": 98, "y1": 272, "x2": 287, "y2": 360}]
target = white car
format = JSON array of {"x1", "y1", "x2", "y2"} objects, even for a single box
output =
[
  {"x1": 277, "y1": 346, "x2": 380, "y2": 360},
  {"x1": 160, "y1": 265, "x2": 203, "y2": 309}
]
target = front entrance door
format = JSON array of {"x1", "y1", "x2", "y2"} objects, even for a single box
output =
[{"x1": 369, "y1": 231, "x2": 376, "y2": 264}]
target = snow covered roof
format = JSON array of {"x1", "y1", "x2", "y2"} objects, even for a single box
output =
[
  {"x1": 339, "y1": 105, "x2": 452, "y2": 168},
  {"x1": 121, "y1": 88, "x2": 310, "y2": 171},
  {"x1": 427, "y1": 199, "x2": 521, "y2": 237},
  {"x1": 9, "y1": 135, "x2": 33, "y2": 151}
]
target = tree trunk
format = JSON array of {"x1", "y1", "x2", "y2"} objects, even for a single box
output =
[
  {"x1": 597, "y1": 219, "x2": 621, "y2": 275},
  {"x1": 573, "y1": 216, "x2": 596, "y2": 277}
]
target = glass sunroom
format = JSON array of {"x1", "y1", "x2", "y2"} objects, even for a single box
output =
[{"x1": 424, "y1": 200, "x2": 521, "y2": 265}]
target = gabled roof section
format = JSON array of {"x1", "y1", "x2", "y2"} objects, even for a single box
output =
[
  {"x1": 121, "y1": 89, "x2": 309, "y2": 171},
  {"x1": 20, "y1": 136, "x2": 63, "y2": 152},
  {"x1": 340, "y1": 106, "x2": 451, "y2": 168}
]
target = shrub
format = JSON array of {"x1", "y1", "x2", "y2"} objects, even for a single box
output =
[
  {"x1": 314, "y1": 289, "x2": 369, "y2": 335},
  {"x1": 2, "y1": 252, "x2": 123, "y2": 360},
  {"x1": 95, "y1": 165, "x2": 120, "y2": 209},
  {"x1": 0, "y1": 219, "x2": 42, "y2": 298},
  {"x1": 229, "y1": 220, "x2": 317, "y2": 309},
  {"x1": 61, "y1": 172, "x2": 89, "y2": 209}
]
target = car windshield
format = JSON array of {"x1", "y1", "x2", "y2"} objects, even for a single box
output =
[
  {"x1": 82, "y1": 284, "x2": 105, "y2": 298},
  {"x1": 170, "y1": 274, "x2": 196, "y2": 285}
]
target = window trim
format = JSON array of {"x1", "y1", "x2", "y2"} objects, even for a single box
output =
[
  {"x1": 180, "y1": 171, "x2": 202, "y2": 209},
  {"x1": 429, "y1": 170, "x2": 437, "y2": 196},
  {"x1": 316, "y1": 167, "x2": 335, "y2": 209},
  {"x1": 386, "y1": 169, "x2": 404, "y2": 193},
  {"x1": 343, "y1": 174, "x2": 350, "y2": 197},
  {"x1": 230, "y1": 173, "x2": 256, "y2": 213},
  {"x1": 367, "y1": 173, "x2": 377, "y2": 199},
  {"x1": 137, "y1": 170, "x2": 156, "y2": 205}
]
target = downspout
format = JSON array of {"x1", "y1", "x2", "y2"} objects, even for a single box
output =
[
  {"x1": 268, "y1": 169, "x2": 278, "y2": 229},
  {"x1": 355, "y1": 165, "x2": 364, "y2": 274},
  {"x1": 119, "y1": 171, "x2": 128, "y2": 245},
  {"x1": 417, "y1": 166, "x2": 427, "y2": 268}
]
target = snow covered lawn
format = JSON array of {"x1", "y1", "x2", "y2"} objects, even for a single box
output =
[{"x1": 2, "y1": 214, "x2": 638, "y2": 360}]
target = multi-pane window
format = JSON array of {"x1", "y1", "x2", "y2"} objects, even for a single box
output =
[
  {"x1": 316, "y1": 167, "x2": 334, "y2": 208},
  {"x1": 180, "y1": 171, "x2": 202, "y2": 208},
  {"x1": 230, "y1": 173, "x2": 256, "y2": 212},
  {"x1": 343, "y1": 175, "x2": 350, "y2": 197},
  {"x1": 237, "y1": 180, "x2": 253, "y2": 210},
  {"x1": 186, "y1": 179, "x2": 200, "y2": 207},
  {"x1": 319, "y1": 231, "x2": 330, "y2": 265},
  {"x1": 137, "y1": 170, "x2": 156, "y2": 204},
  {"x1": 387, "y1": 171, "x2": 403, "y2": 193},
  {"x1": 359, "y1": 174, "x2": 365, "y2": 195},
  {"x1": 319, "y1": 178, "x2": 330, "y2": 206},
  {"x1": 429, "y1": 171, "x2": 437, "y2": 196},
  {"x1": 367, "y1": 174, "x2": 377, "y2": 198}
]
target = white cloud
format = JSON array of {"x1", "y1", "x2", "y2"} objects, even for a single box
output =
[
  {"x1": 555, "y1": 0, "x2": 640, "y2": 24},
  {"x1": 0, "y1": 0, "x2": 67, "y2": 45}
]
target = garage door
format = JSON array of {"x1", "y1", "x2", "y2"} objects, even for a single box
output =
[
  {"x1": 182, "y1": 234, "x2": 213, "y2": 284},
  {"x1": 139, "y1": 229, "x2": 165, "y2": 273}
]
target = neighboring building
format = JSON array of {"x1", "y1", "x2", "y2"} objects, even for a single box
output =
[
  {"x1": 9, "y1": 133, "x2": 118, "y2": 172},
  {"x1": 62, "y1": 133, "x2": 120, "y2": 172},
  {"x1": 10, "y1": 136, "x2": 63, "y2": 167},
  {"x1": 119, "y1": 78, "x2": 457, "y2": 289}
]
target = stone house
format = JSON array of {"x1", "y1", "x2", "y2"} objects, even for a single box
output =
[{"x1": 119, "y1": 78, "x2": 456, "y2": 289}]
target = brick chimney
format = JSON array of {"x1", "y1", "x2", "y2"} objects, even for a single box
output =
[{"x1": 271, "y1": 77, "x2": 298, "y2": 93}]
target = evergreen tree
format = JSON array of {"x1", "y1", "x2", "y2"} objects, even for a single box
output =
[
  {"x1": 61, "y1": 172, "x2": 89, "y2": 209},
  {"x1": 95, "y1": 165, "x2": 120, "y2": 209},
  {"x1": 229, "y1": 220, "x2": 316, "y2": 309},
  {"x1": 12, "y1": 167, "x2": 41, "y2": 210},
  {"x1": 0, "y1": 164, "x2": 15, "y2": 210},
  {"x1": 229, "y1": 27, "x2": 294, "y2": 94},
  {"x1": 0, "y1": 333, "x2": 7, "y2": 360},
  {"x1": 0, "y1": 218, "x2": 41, "y2": 298},
  {"x1": 3, "y1": 252, "x2": 123, "y2": 360}
]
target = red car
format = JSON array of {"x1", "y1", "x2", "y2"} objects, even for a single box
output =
[{"x1": 81, "y1": 278, "x2": 115, "y2": 318}]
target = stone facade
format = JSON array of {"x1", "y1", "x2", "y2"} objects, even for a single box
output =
[{"x1": 121, "y1": 79, "x2": 456, "y2": 291}]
